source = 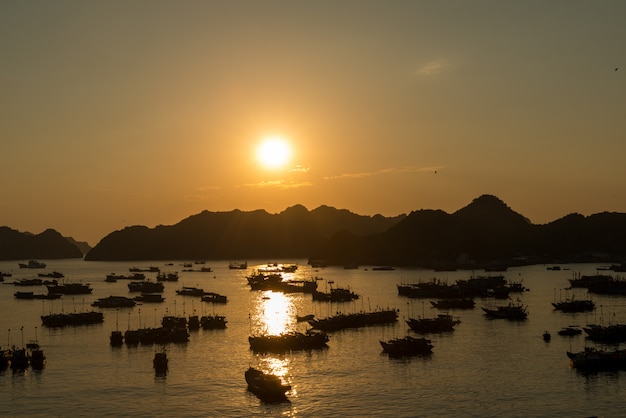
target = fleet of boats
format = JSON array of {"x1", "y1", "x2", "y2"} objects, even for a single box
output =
[{"x1": 7, "y1": 259, "x2": 626, "y2": 399}]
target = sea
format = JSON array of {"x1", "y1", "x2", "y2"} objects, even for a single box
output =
[{"x1": 1, "y1": 259, "x2": 625, "y2": 418}]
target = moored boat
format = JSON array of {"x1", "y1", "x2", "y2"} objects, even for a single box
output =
[
  {"x1": 481, "y1": 303, "x2": 528, "y2": 320},
  {"x1": 18, "y1": 260, "x2": 46, "y2": 269},
  {"x1": 46, "y1": 282, "x2": 92, "y2": 295},
  {"x1": 380, "y1": 336, "x2": 433, "y2": 357},
  {"x1": 245, "y1": 367, "x2": 290, "y2": 402},
  {"x1": 552, "y1": 299, "x2": 595, "y2": 313},
  {"x1": 153, "y1": 348, "x2": 168, "y2": 374},
  {"x1": 248, "y1": 330, "x2": 329, "y2": 352},
  {"x1": 558, "y1": 326, "x2": 582, "y2": 336},
  {"x1": 405, "y1": 314, "x2": 460, "y2": 333},
  {"x1": 567, "y1": 347, "x2": 626, "y2": 371},
  {"x1": 308, "y1": 309, "x2": 398, "y2": 332}
]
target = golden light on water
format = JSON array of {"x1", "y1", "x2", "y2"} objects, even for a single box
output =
[{"x1": 257, "y1": 291, "x2": 295, "y2": 335}]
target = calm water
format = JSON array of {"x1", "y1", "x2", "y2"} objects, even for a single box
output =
[{"x1": 1, "y1": 259, "x2": 625, "y2": 417}]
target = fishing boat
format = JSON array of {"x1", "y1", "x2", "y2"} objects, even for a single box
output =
[
  {"x1": 558, "y1": 326, "x2": 582, "y2": 336},
  {"x1": 380, "y1": 336, "x2": 433, "y2": 357},
  {"x1": 153, "y1": 348, "x2": 168, "y2": 374},
  {"x1": 481, "y1": 303, "x2": 528, "y2": 320},
  {"x1": 228, "y1": 261, "x2": 248, "y2": 270},
  {"x1": 200, "y1": 315, "x2": 227, "y2": 329},
  {"x1": 405, "y1": 314, "x2": 460, "y2": 333},
  {"x1": 201, "y1": 292, "x2": 228, "y2": 304},
  {"x1": 245, "y1": 367, "x2": 290, "y2": 402},
  {"x1": 27, "y1": 342, "x2": 46, "y2": 370},
  {"x1": 567, "y1": 347, "x2": 626, "y2": 371},
  {"x1": 46, "y1": 282, "x2": 92, "y2": 295},
  {"x1": 248, "y1": 330, "x2": 329, "y2": 352},
  {"x1": 92, "y1": 295, "x2": 136, "y2": 308},
  {"x1": 110, "y1": 330, "x2": 124, "y2": 346},
  {"x1": 552, "y1": 298, "x2": 595, "y2": 313},
  {"x1": 18, "y1": 260, "x2": 46, "y2": 269},
  {"x1": 14, "y1": 291, "x2": 62, "y2": 300},
  {"x1": 308, "y1": 309, "x2": 398, "y2": 332}
]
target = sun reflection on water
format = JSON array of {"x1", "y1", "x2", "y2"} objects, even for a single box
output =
[{"x1": 252, "y1": 291, "x2": 296, "y2": 335}]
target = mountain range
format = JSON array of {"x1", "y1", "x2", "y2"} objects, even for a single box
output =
[{"x1": 3, "y1": 195, "x2": 626, "y2": 267}]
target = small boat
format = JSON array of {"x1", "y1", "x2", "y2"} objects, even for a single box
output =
[
  {"x1": 134, "y1": 293, "x2": 165, "y2": 303},
  {"x1": 176, "y1": 286, "x2": 206, "y2": 297},
  {"x1": 552, "y1": 299, "x2": 595, "y2": 313},
  {"x1": 153, "y1": 348, "x2": 168, "y2": 374},
  {"x1": 248, "y1": 330, "x2": 329, "y2": 352},
  {"x1": 567, "y1": 347, "x2": 626, "y2": 371},
  {"x1": 46, "y1": 283, "x2": 92, "y2": 295},
  {"x1": 38, "y1": 271, "x2": 64, "y2": 278},
  {"x1": 229, "y1": 261, "x2": 248, "y2": 270},
  {"x1": 543, "y1": 331, "x2": 551, "y2": 342},
  {"x1": 405, "y1": 314, "x2": 460, "y2": 333},
  {"x1": 380, "y1": 336, "x2": 433, "y2": 357},
  {"x1": 481, "y1": 303, "x2": 528, "y2": 320},
  {"x1": 201, "y1": 292, "x2": 228, "y2": 304},
  {"x1": 110, "y1": 330, "x2": 124, "y2": 346},
  {"x1": 18, "y1": 260, "x2": 46, "y2": 269},
  {"x1": 156, "y1": 272, "x2": 179, "y2": 282},
  {"x1": 27, "y1": 342, "x2": 46, "y2": 370},
  {"x1": 14, "y1": 291, "x2": 62, "y2": 300},
  {"x1": 200, "y1": 315, "x2": 227, "y2": 329},
  {"x1": 558, "y1": 326, "x2": 582, "y2": 336},
  {"x1": 92, "y1": 295, "x2": 136, "y2": 308},
  {"x1": 245, "y1": 367, "x2": 290, "y2": 402}
]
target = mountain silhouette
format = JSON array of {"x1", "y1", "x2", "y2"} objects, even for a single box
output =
[
  {"x1": 5, "y1": 195, "x2": 626, "y2": 266},
  {"x1": 0, "y1": 227, "x2": 84, "y2": 260},
  {"x1": 310, "y1": 194, "x2": 626, "y2": 268},
  {"x1": 84, "y1": 205, "x2": 404, "y2": 261}
]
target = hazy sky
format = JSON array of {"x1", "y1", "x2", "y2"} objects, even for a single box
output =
[{"x1": 2, "y1": 1, "x2": 625, "y2": 245}]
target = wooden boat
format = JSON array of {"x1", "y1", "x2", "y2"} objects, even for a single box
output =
[
  {"x1": 380, "y1": 336, "x2": 433, "y2": 357},
  {"x1": 558, "y1": 326, "x2": 582, "y2": 336},
  {"x1": 405, "y1": 314, "x2": 460, "y2": 333},
  {"x1": 245, "y1": 367, "x2": 290, "y2": 402},
  {"x1": 567, "y1": 347, "x2": 626, "y2": 371},
  {"x1": 228, "y1": 261, "x2": 248, "y2": 270},
  {"x1": 481, "y1": 303, "x2": 528, "y2": 320},
  {"x1": 201, "y1": 292, "x2": 228, "y2": 304},
  {"x1": 153, "y1": 348, "x2": 168, "y2": 374},
  {"x1": 552, "y1": 299, "x2": 595, "y2": 313},
  {"x1": 308, "y1": 309, "x2": 398, "y2": 331},
  {"x1": 46, "y1": 283, "x2": 92, "y2": 295},
  {"x1": 248, "y1": 330, "x2": 329, "y2": 352},
  {"x1": 18, "y1": 260, "x2": 46, "y2": 269}
]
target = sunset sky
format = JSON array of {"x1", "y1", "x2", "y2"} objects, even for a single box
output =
[{"x1": 2, "y1": 1, "x2": 625, "y2": 245}]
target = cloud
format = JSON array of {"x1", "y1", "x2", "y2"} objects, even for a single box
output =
[
  {"x1": 416, "y1": 60, "x2": 446, "y2": 76},
  {"x1": 244, "y1": 180, "x2": 313, "y2": 189},
  {"x1": 289, "y1": 165, "x2": 310, "y2": 173},
  {"x1": 324, "y1": 166, "x2": 441, "y2": 181}
]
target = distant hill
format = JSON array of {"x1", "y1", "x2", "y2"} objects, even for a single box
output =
[
  {"x1": 310, "y1": 195, "x2": 626, "y2": 268},
  {"x1": 64, "y1": 236, "x2": 92, "y2": 255},
  {"x1": 0, "y1": 227, "x2": 84, "y2": 260},
  {"x1": 84, "y1": 205, "x2": 406, "y2": 261}
]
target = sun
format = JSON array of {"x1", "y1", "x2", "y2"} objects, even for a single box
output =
[{"x1": 256, "y1": 137, "x2": 292, "y2": 169}]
